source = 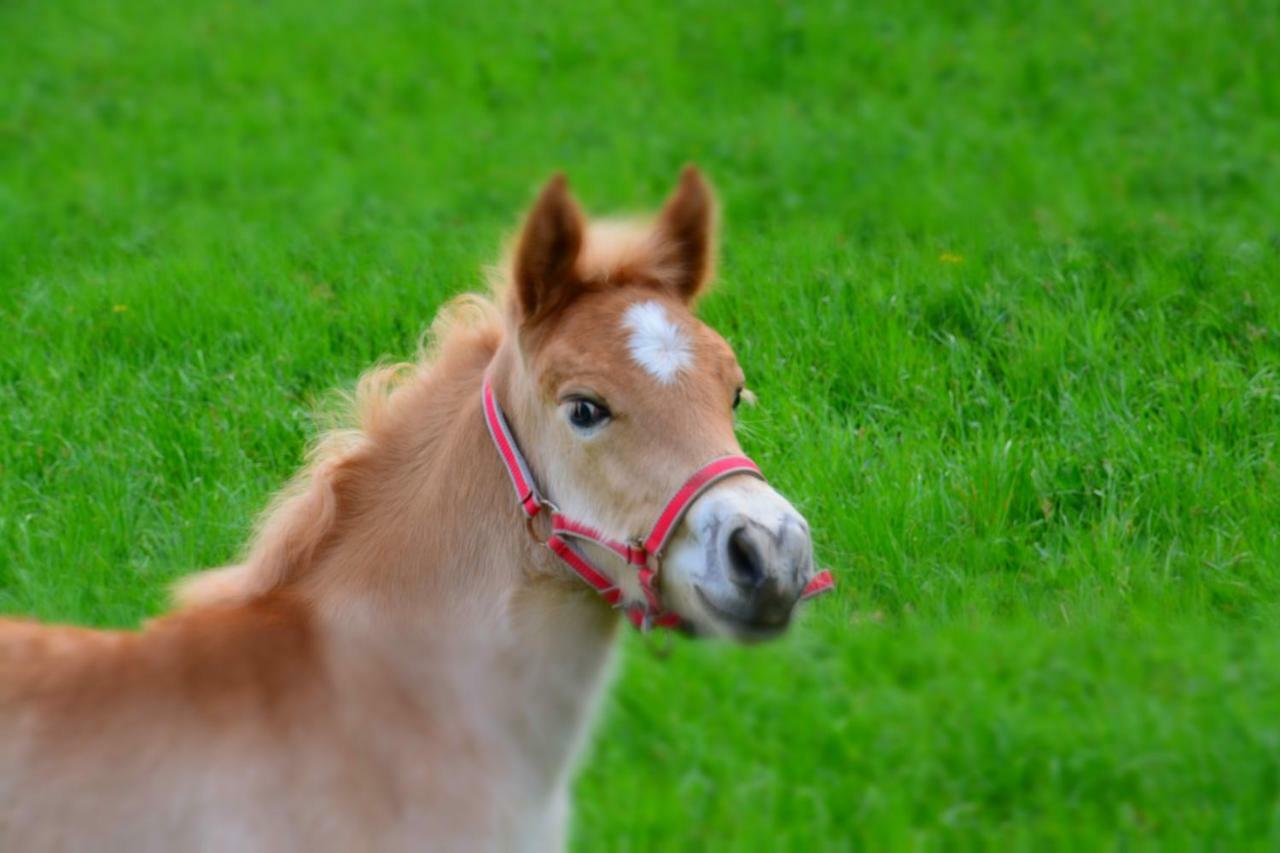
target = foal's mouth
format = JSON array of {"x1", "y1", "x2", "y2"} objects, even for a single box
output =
[{"x1": 694, "y1": 585, "x2": 792, "y2": 642}]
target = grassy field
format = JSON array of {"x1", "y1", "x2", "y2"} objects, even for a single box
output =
[{"x1": 4, "y1": 0, "x2": 1280, "y2": 846}]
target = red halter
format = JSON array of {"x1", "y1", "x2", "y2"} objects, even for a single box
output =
[{"x1": 482, "y1": 379, "x2": 835, "y2": 632}]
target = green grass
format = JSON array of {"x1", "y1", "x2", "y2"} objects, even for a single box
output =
[{"x1": 4, "y1": 0, "x2": 1280, "y2": 846}]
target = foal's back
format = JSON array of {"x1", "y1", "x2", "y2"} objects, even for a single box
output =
[{"x1": 0, "y1": 597, "x2": 370, "y2": 851}]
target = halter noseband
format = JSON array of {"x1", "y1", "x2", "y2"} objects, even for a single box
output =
[{"x1": 483, "y1": 379, "x2": 834, "y2": 632}]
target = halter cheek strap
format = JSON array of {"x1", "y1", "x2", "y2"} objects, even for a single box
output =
[
  {"x1": 482, "y1": 380, "x2": 834, "y2": 632},
  {"x1": 483, "y1": 380, "x2": 543, "y2": 518}
]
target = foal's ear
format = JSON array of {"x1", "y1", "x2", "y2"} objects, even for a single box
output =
[
  {"x1": 654, "y1": 165, "x2": 718, "y2": 303},
  {"x1": 513, "y1": 174, "x2": 586, "y2": 325}
]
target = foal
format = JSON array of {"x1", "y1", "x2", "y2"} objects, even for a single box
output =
[{"x1": 0, "y1": 168, "x2": 829, "y2": 851}]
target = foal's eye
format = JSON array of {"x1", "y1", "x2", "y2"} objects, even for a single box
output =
[
  {"x1": 566, "y1": 398, "x2": 611, "y2": 432},
  {"x1": 733, "y1": 387, "x2": 743, "y2": 410}
]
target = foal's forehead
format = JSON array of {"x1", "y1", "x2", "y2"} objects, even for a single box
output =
[{"x1": 538, "y1": 289, "x2": 741, "y2": 394}]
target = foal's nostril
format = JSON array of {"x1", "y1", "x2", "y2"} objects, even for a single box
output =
[
  {"x1": 726, "y1": 526, "x2": 766, "y2": 589},
  {"x1": 752, "y1": 578, "x2": 792, "y2": 627}
]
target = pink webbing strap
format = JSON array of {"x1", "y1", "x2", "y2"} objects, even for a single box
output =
[
  {"x1": 551, "y1": 515, "x2": 646, "y2": 567},
  {"x1": 482, "y1": 380, "x2": 542, "y2": 518},
  {"x1": 643, "y1": 456, "x2": 764, "y2": 557},
  {"x1": 547, "y1": 535, "x2": 623, "y2": 606},
  {"x1": 626, "y1": 607, "x2": 681, "y2": 630},
  {"x1": 800, "y1": 569, "x2": 835, "y2": 601}
]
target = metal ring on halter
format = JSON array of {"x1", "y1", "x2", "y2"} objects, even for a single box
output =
[{"x1": 523, "y1": 499, "x2": 559, "y2": 545}]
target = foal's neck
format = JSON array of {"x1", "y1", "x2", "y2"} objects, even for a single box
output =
[{"x1": 302, "y1": 343, "x2": 621, "y2": 792}]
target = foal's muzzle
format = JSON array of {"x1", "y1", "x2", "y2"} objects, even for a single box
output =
[
  {"x1": 694, "y1": 519, "x2": 813, "y2": 637},
  {"x1": 674, "y1": 478, "x2": 823, "y2": 640},
  {"x1": 722, "y1": 519, "x2": 813, "y2": 628}
]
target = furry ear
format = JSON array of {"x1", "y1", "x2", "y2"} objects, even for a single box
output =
[
  {"x1": 513, "y1": 174, "x2": 586, "y2": 326},
  {"x1": 653, "y1": 165, "x2": 717, "y2": 303}
]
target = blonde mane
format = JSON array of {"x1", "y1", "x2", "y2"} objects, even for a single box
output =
[{"x1": 173, "y1": 294, "x2": 504, "y2": 608}]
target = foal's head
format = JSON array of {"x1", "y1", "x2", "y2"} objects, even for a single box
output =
[{"x1": 495, "y1": 168, "x2": 817, "y2": 641}]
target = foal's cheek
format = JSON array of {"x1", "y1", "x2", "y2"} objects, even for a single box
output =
[
  {"x1": 664, "y1": 532, "x2": 714, "y2": 587},
  {"x1": 653, "y1": 531, "x2": 726, "y2": 630}
]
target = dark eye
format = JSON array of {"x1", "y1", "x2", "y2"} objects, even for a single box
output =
[
  {"x1": 567, "y1": 398, "x2": 611, "y2": 431},
  {"x1": 733, "y1": 387, "x2": 743, "y2": 410}
]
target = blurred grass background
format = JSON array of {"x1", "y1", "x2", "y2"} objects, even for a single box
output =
[{"x1": 3, "y1": 0, "x2": 1280, "y2": 846}]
